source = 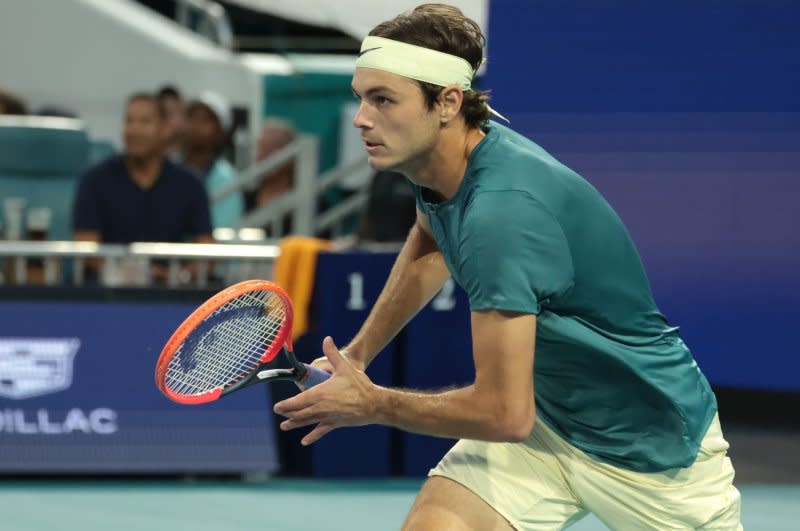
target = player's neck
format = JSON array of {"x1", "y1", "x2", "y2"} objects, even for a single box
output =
[{"x1": 413, "y1": 124, "x2": 484, "y2": 201}]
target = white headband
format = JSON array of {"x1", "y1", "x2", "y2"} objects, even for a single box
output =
[
  {"x1": 355, "y1": 36, "x2": 509, "y2": 122},
  {"x1": 356, "y1": 36, "x2": 474, "y2": 90}
]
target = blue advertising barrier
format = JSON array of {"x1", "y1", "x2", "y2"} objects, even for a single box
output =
[
  {"x1": 310, "y1": 246, "x2": 798, "y2": 477},
  {"x1": 308, "y1": 253, "x2": 487, "y2": 477},
  {"x1": 302, "y1": 251, "x2": 400, "y2": 477},
  {"x1": 312, "y1": 250, "x2": 799, "y2": 394},
  {"x1": 402, "y1": 279, "x2": 473, "y2": 476},
  {"x1": 0, "y1": 295, "x2": 279, "y2": 474}
]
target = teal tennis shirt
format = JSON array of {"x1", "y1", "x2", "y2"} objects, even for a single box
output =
[{"x1": 412, "y1": 122, "x2": 717, "y2": 472}]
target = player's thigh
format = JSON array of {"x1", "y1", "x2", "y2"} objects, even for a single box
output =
[
  {"x1": 402, "y1": 476, "x2": 515, "y2": 531},
  {"x1": 569, "y1": 415, "x2": 742, "y2": 530},
  {"x1": 406, "y1": 436, "x2": 585, "y2": 531}
]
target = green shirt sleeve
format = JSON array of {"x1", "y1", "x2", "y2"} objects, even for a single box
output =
[
  {"x1": 413, "y1": 182, "x2": 429, "y2": 215},
  {"x1": 458, "y1": 191, "x2": 574, "y2": 314}
]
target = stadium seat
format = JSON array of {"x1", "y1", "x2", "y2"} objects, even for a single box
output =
[
  {"x1": 0, "y1": 116, "x2": 90, "y2": 240},
  {"x1": 89, "y1": 139, "x2": 116, "y2": 164}
]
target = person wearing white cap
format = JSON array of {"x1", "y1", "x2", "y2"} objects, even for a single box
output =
[
  {"x1": 183, "y1": 90, "x2": 244, "y2": 228},
  {"x1": 273, "y1": 4, "x2": 741, "y2": 530}
]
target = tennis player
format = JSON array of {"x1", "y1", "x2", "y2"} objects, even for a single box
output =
[{"x1": 274, "y1": 4, "x2": 742, "y2": 529}]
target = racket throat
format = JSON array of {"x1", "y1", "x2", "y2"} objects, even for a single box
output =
[
  {"x1": 222, "y1": 348, "x2": 309, "y2": 397},
  {"x1": 256, "y1": 350, "x2": 312, "y2": 388},
  {"x1": 256, "y1": 368, "x2": 297, "y2": 381},
  {"x1": 257, "y1": 347, "x2": 308, "y2": 382}
]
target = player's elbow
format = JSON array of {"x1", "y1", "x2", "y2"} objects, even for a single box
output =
[{"x1": 495, "y1": 405, "x2": 536, "y2": 442}]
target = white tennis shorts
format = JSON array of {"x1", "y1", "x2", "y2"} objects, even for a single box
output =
[{"x1": 429, "y1": 414, "x2": 742, "y2": 530}]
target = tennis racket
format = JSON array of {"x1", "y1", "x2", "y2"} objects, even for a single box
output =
[{"x1": 155, "y1": 279, "x2": 330, "y2": 405}]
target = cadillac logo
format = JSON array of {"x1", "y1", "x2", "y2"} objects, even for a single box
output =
[{"x1": 0, "y1": 338, "x2": 80, "y2": 399}]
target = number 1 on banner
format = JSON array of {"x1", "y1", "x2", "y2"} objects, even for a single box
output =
[{"x1": 346, "y1": 272, "x2": 367, "y2": 310}]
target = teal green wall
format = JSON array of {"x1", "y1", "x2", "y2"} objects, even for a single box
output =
[{"x1": 262, "y1": 73, "x2": 354, "y2": 172}]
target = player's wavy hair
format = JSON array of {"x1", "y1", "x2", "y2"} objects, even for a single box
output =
[{"x1": 369, "y1": 3, "x2": 492, "y2": 129}]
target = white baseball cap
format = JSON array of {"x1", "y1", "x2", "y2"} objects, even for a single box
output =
[{"x1": 188, "y1": 90, "x2": 232, "y2": 132}]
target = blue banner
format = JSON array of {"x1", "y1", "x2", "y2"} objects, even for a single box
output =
[
  {"x1": 303, "y1": 251, "x2": 400, "y2": 477},
  {"x1": 307, "y1": 248, "x2": 798, "y2": 477},
  {"x1": 312, "y1": 249, "x2": 798, "y2": 397},
  {"x1": 0, "y1": 300, "x2": 279, "y2": 473}
]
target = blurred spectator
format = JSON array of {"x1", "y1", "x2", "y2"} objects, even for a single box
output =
[
  {"x1": 251, "y1": 118, "x2": 296, "y2": 208},
  {"x1": 0, "y1": 86, "x2": 28, "y2": 115},
  {"x1": 72, "y1": 92, "x2": 213, "y2": 284},
  {"x1": 73, "y1": 92, "x2": 213, "y2": 245},
  {"x1": 245, "y1": 118, "x2": 297, "y2": 235},
  {"x1": 183, "y1": 91, "x2": 244, "y2": 228},
  {"x1": 157, "y1": 85, "x2": 185, "y2": 160},
  {"x1": 358, "y1": 171, "x2": 416, "y2": 243}
]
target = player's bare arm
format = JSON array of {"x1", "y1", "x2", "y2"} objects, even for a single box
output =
[
  {"x1": 312, "y1": 208, "x2": 450, "y2": 372},
  {"x1": 276, "y1": 309, "x2": 536, "y2": 445}
]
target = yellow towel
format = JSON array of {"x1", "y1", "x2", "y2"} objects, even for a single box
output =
[{"x1": 273, "y1": 236, "x2": 333, "y2": 339}]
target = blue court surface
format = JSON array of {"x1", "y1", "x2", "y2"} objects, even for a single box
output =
[{"x1": 0, "y1": 480, "x2": 795, "y2": 530}]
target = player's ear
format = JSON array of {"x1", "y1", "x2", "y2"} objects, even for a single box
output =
[{"x1": 437, "y1": 85, "x2": 464, "y2": 124}]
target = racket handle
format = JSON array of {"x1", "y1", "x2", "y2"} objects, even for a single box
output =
[{"x1": 296, "y1": 364, "x2": 331, "y2": 390}]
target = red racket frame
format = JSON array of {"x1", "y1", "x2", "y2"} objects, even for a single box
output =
[{"x1": 154, "y1": 279, "x2": 295, "y2": 405}]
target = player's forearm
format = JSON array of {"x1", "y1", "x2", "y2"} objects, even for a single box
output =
[
  {"x1": 344, "y1": 223, "x2": 449, "y2": 369},
  {"x1": 372, "y1": 384, "x2": 535, "y2": 442}
]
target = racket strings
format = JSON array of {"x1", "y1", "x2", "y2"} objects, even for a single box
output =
[
  {"x1": 180, "y1": 291, "x2": 284, "y2": 387},
  {"x1": 181, "y1": 312, "x2": 282, "y2": 388},
  {"x1": 164, "y1": 290, "x2": 287, "y2": 395},
  {"x1": 167, "y1": 292, "x2": 283, "y2": 394}
]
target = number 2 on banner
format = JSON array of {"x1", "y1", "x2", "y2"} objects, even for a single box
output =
[
  {"x1": 432, "y1": 279, "x2": 456, "y2": 311},
  {"x1": 346, "y1": 272, "x2": 367, "y2": 310}
]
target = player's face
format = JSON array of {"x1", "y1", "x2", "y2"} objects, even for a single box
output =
[
  {"x1": 351, "y1": 68, "x2": 441, "y2": 175},
  {"x1": 123, "y1": 99, "x2": 164, "y2": 159}
]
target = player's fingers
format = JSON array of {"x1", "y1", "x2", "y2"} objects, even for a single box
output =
[
  {"x1": 273, "y1": 390, "x2": 322, "y2": 415},
  {"x1": 280, "y1": 412, "x2": 325, "y2": 430},
  {"x1": 279, "y1": 400, "x2": 333, "y2": 424},
  {"x1": 301, "y1": 423, "x2": 336, "y2": 446},
  {"x1": 273, "y1": 399, "x2": 297, "y2": 415}
]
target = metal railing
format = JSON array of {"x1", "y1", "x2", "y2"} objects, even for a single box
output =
[
  {"x1": 216, "y1": 135, "x2": 373, "y2": 238},
  {"x1": 174, "y1": 0, "x2": 234, "y2": 50},
  {"x1": 313, "y1": 157, "x2": 371, "y2": 236},
  {"x1": 0, "y1": 241, "x2": 279, "y2": 289},
  {"x1": 214, "y1": 136, "x2": 319, "y2": 236}
]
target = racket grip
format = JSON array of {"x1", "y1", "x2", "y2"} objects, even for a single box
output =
[{"x1": 296, "y1": 364, "x2": 331, "y2": 390}]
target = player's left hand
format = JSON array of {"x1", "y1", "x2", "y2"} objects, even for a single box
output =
[{"x1": 273, "y1": 336, "x2": 379, "y2": 445}]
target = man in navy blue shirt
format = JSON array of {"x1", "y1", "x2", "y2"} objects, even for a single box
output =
[
  {"x1": 73, "y1": 92, "x2": 213, "y2": 245},
  {"x1": 73, "y1": 92, "x2": 213, "y2": 284}
]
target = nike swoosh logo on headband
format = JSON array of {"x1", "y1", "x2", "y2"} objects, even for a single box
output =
[{"x1": 359, "y1": 47, "x2": 382, "y2": 57}]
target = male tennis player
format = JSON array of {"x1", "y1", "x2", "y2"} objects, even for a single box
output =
[{"x1": 274, "y1": 4, "x2": 742, "y2": 529}]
